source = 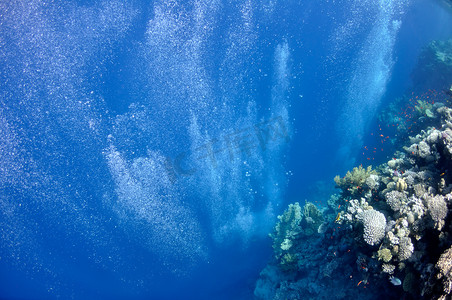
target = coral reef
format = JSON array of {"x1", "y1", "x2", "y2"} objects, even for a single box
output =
[{"x1": 255, "y1": 99, "x2": 452, "y2": 299}]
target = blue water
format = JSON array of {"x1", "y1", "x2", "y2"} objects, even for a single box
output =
[{"x1": 1, "y1": 0, "x2": 452, "y2": 299}]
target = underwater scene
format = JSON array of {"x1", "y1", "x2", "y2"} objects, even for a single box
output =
[{"x1": 1, "y1": 0, "x2": 452, "y2": 299}]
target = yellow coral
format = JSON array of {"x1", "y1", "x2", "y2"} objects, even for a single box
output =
[
  {"x1": 396, "y1": 178, "x2": 407, "y2": 191},
  {"x1": 280, "y1": 238, "x2": 292, "y2": 251},
  {"x1": 334, "y1": 165, "x2": 376, "y2": 195},
  {"x1": 377, "y1": 248, "x2": 393, "y2": 263}
]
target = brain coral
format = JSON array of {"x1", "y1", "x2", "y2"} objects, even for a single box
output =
[{"x1": 359, "y1": 209, "x2": 386, "y2": 246}]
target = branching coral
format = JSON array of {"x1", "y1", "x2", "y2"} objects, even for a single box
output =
[
  {"x1": 385, "y1": 191, "x2": 406, "y2": 212},
  {"x1": 406, "y1": 141, "x2": 432, "y2": 159},
  {"x1": 382, "y1": 263, "x2": 396, "y2": 274},
  {"x1": 358, "y1": 209, "x2": 386, "y2": 246},
  {"x1": 398, "y1": 237, "x2": 414, "y2": 261},
  {"x1": 436, "y1": 246, "x2": 452, "y2": 298}
]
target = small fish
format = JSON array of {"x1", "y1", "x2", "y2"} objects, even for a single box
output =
[
  {"x1": 335, "y1": 213, "x2": 341, "y2": 222},
  {"x1": 389, "y1": 276, "x2": 402, "y2": 286}
]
